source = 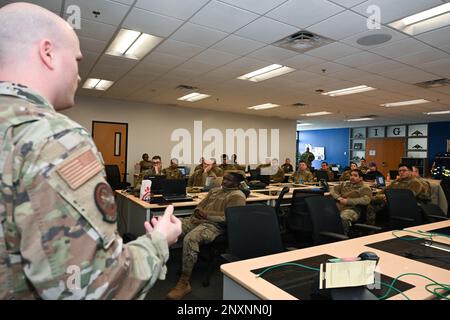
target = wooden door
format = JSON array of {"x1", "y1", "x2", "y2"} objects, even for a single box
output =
[
  {"x1": 92, "y1": 121, "x2": 128, "y2": 182},
  {"x1": 366, "y1": 138, "x2": 405, "y2": 177}
]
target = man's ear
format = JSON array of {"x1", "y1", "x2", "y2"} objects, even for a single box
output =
[{"x1": 39, "y1": 39, "x2": 55, "y2": 70}]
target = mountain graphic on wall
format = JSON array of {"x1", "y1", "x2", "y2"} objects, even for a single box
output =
[
  {"x1": 411, "y1": 130, "x2": 423, "y2": 136},
  {"x1": 412, "y1": 144, "x2": 423, "y2": 149}
]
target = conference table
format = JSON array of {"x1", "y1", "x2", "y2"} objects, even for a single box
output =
[{"x1": 221, "y1": 220, "x2": 450, "y2": 300}]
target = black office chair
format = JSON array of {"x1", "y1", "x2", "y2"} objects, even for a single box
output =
[
  {"x1": 222, "y1": 204, "x2": 284, "y2": 262},
  {"x1": 200, "y1": 233, "x2": 228, "y2": 287},
  {"x1": 274, "y1": 186, "x2": 290, "y2": 234},
  {"x1": 440, "y1": 179, "x2": 450, "y2": 215},
  {"x1": 105, "y1": 165, "x2": 130, "y2": 190},
  {"x1": 286, "y1": 189, "x2": 324, "y2": 246},
  {"x1": 305, "y1": 196, "x2": 379, "y2": 245}
]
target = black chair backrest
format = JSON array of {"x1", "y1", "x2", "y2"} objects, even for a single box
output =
[
  {"x1": 287, "y1": 189, "x2": 324, "y2": 232},
  {"x1": 385, "y1": 189, "x2": 422, "y2": 229},
  {"x1": 441, "y1": 179, "x2": 450, "y2": 215},
  {"x1": 226, "y1": 204, "x2": 284, "y2": 260},
  {"x1": 305, "y1": 195, "x2": 345, "y2": 245},
  {"x1": 274, "y1": 186, "x2": 290, "y2": 216},
  {"x1": 105, "y1": 165, "x2": 122, "y2": 190}
]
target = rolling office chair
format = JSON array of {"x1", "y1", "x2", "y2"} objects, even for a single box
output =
[
  {"x1": 385, "y1": 189, "x2": 448, "y2": 230},
  {"x1": 440, "y1": 179, "x2": 450, "y2": 215},
  {"x1": 274, "y1": 186, "x2": 290, "y2": 234},
  {"x1": 105, "y1": 164, "x2": 130, "y2": 190},
  {"x1": 221, "y1": 204, "x2": 284, "y2": 263},
  {"x1": 305, "y1": 196, "x2": 380, "y2": 245}
]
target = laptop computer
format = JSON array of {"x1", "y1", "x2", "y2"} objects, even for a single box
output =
[
  {"x1": 259, "y1": 175, "x2": 271, "y2": 185},
  {"x1": 162, "y1": 179, "x2": 193, "y2": 202},
  {"x1": 143, "y1": 175, "x2": 166, "y2": 194},
  {"x1": 177, "y1": 166, "x2": 187, "y2": 176}
]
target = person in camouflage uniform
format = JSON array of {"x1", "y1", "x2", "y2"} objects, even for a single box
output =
[
  {"x1": 359, "y1": 158, "x2": 369, "y2": 174},
  {"x1": 289, "y1": 161, "x2": 314, "y2": 183},
  {"x1": 314, "y1": 162, "x2": 335, "y2": 182},
  {"x1": 134, "y1": 155, "x2": 164, "y2": 189},
  {"x1": 330, "y1": 169, "x2": 372, "y2": 234},
  {"x1": 194, "y1": 157, "x2": 205, "y2": 172},
  {"x1": 281, "y1": 158, "x2": 294, "y2": 173},
  {"x1": 340, "y1": 162, "x2": 358, "y2": 181},
  {"x1": 386, "y1": 164, "x2": 431, "y2": 203},
  {"x1": 257, "y1": 158, "x2": 285, "y2": 183},
  {"x1": 412, "y1": 166, "x2": 432, "y2": 202},
  {"x1": 162, "y1": 158, "x2": 182, "y2": 180},
  {"x1": 187, "y1": 159, "x2": 223, "y2": 189},
  {"x1": 139, "y1": 153, "x2": 152, "y2": 172},
  {"x1": 166, "y1": 172, "x2": 246, "y2": 300},
  {"x1": 300, "y1": 147, "x2": 315, "y2": 168},
  {"x1": 219, "y1": 154, "x2": 236, "y2": 171},
  {"x1": 0, "y1": 3, "x2": 181, "y2": 300}
]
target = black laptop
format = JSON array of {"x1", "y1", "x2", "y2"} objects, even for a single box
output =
[
  {"x1": 162, "y1": 179, "x2": 192, "y2": 202},
  {"x1": 144, "y1": 175, "x2": 166, "y2": 194}
]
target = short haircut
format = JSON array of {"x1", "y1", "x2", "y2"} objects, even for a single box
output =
[
  {"x1": 351, "y1": 169, "x2": 364, "y2": 177},
  {"x1": 227, "y1": 172, "x2": 244, "y2": 185},
  {"x1": 152, "y1": 155, "x2": 161, "y2": 161},
  {"x1": 322, "y1": 161, "x2": 328, "y2": 166},
  {"x1": 350, "y1": 161, "x2": 356, "y2": 166},
  {"x1": 299, "y1": 160, "x2": 306, "y2": 165},
  {"x1": 398, "y1": 163, "x2": 412, "y2": 171}
]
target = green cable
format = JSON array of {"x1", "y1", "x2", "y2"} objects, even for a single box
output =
[
  {"x1": 426, "y1": 283, "x2": 450, "y2": 300},
  {"x1": 417, "y1": 230, "x2": 450, "y2": 239},
  {"x1": 378, "y1": 272, "x2": 450, "y2": 300},
  {"x1": 391, "y1": 230, "x2": 433, "y2": 241},
  {"x1": 255, "y1": 262, "x2": 320, "y2": 278},
  {"x1": 376, "y1": 281, "x2": 410, "y2": 300}
]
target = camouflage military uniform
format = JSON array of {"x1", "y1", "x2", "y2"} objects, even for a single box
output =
[
  {"x1": 0, "y1": 82, "x2": 169, "y2": 299},
  {"x1": 162, "y1": 166, "x2": 182, "y2": 180},
  {"x1": 194, "y1": 164, "x2": 203, "y2": 172},
  {"x1": 219, "y1": 163, "x2": 237, "y2": 171},
  {"x1": 339, "y1": 170, "x2": 352, "y2": 181},
  {"x1": 257, "y1": 164, "x2": 285, "y2": 183},
  {"x1": 187, "y1": 166, "x2": 223, "y2": 188},
  {"x1": 139, "y1": 160, "x2": 152, "y2": 172},
  {"x1": 178, "y1": 187, "x2": 246, "y2": 276},
  {"x1": 386, "y1": 176, "x2": 431, "y2": 203},
  {"x1": 281, "y1": 163, "x2": 293, "y2": 173},
  {"x1": 134, "y1": 166, "x2": 163, "y2": 189},
  {"x1": 289, "y1": 169, "x2": 314, "y2": 183},
  {"x1": 359, "y1": 165, "x2": 369, "y2": 174},
  {"x1": 330, "y1": 181, "x2": 372, "y2": 232},
  {"x1": 314, "y1": 169, "x2": 335, "y2": 182},
  {"x1": 300, "y1": 151, "x2": 315, "y2": 167}
]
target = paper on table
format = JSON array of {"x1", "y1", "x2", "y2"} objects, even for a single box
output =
[{"x1": 319, "y1": 261, "x2": 376, "y2": 289}]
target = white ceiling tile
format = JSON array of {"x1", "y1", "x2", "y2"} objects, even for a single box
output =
[
  {"x1": 90, "y1": 65, "x2": 130, "y2": 81},
  {"x1": 305, "y1": 42, "x2": 361, "y2": 60},
  {"x1": 219, "y1": 0, "x2": 287, "y2": 14},
  {"x1": 136, "y1": 61, "x2": 173, "y2": 74},
  {"x1": 170, "y1": 22, "x2": 228, "y2": 47},
  {"x1": 304, "y1": 61, "x2": 349, "y2": 74},
  {"x1": 75, "y1": 18, "x2": 116, "y2": 42},
  {"x1": 281, "y1": 54, "x2": 326, "y2": 69},
  {"x1": 334, "y1": 51, "x2": 385, "y2": 67},
  {"x1": 190, "y1": 49, "x2": 238, "y2": 66},
  {"x1": 123, "y1": 8, "x2": 184, "y2": 37},
  {"x1": 211, "y1": 35, "x2": 265, "y2": 55},
  {"x1": 370, "y1": 38, "x2": 433, "y2": 58},
  {"x1": 307, "y1": 10, "x2": 369, "y2": 40},
  {"x1": 327, "y1": 0, "x2": 367, "y2": 8},
  {"x1": 110, "y1": 0, "x2": 134, "y2": 5},
  {"x1": 266, "y1": 0, "x2": 344, "y2": 29},
  {"x1": 329, "y1": 68, "x2": 371, "y2": 80},
  {"x1": 234, "y1": 17, "x2": 299, "y2": 44},
  {"x1": 65, "y1": 0, "x2": 129, "y2": 25},
  {"x1": 440, "y1": 44, "x2": 450, "y2": 54},
  {"x1": 135, "y1": 0, "x2": 209, "y2": 20},
  {"x1": 96, "y1": 54, "x2": 138, "y2": 68},
  {"x1": 141, "y1": 51, "x2": 188, "y2": 68},
  {"x1": 247, "y1": 45, "x2": 298, "y2": 62},
  {"x1": 280, "y1": 70, "x2": 323, "y2": 82},
  {"x1": 416, "y1": 26, "x2": 450, "y2": 48},
  {"x1": 379, "y1": 67, "x2": 440, "y2": 83},
  {"x1": 358, "y1": 60, "x2": 406, "y2": 73},
  {"x1": 416, "y1": 57, "x2": 450, "y2": 78},
  {"x1": 78, "y1": 50, "x2": 99, "y2": 73},
  {"x1": 176, "y1": 60, "x2": 217, "y2": 74},
  {"x1": 340, "y1": 26, "x2": 408, "y2": 50},
  {"x1": 154, "y1": 39, "x2": 205, "y2": 58},
  {"x1": 352, "y1": 0, "x2": 443, "y2": 24},
  {"x1": 393, "y1": 48, "x2": 449, "y2": 65},
  {"x1": 126, "y1": 68, "x2": 161, "y2": 81},
  {"x1": 190, "y1": 1, "x2": 258, "y2": 33},
  {"x1": 79, "y1": 36, "x2": 107, "y2": 54}
]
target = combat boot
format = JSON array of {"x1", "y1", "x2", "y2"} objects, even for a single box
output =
[{"x1": 166, "y1": 273, "x2": 192, "y2": 300}]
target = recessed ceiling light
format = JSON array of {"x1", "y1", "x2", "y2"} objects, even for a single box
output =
[
  {"x1": 177, "y1": 92, "x2": 211, "y2": 102},
  {"x1": 346, "y1": 118, "x2": 374, "y2": 122},
  {"x1": 297, "y1": 123, "x2": 313, "y2": 126},
  {"x1": 248, "y1": 103, "x2": 280, "y2": 110},
  {"x1": 424, "y1": 110, "x2": 450, "y2": 115},
  {"x1": 237, "y1": 64, "x2": 295, "y2": 82},
  {"x1": 301, "y1": 111, "x2": 332, "y2": 117},
  {"x1": 389, "y1": 3, "x2": 450, "y2": 35},
  {"x1": 82, "y1": 78, "x2": 114, "y2": 91},
  {"x1": 106, "y1": 28, "x2": 163, "y2": 60},
  {"x1": 381, "y1": 99, "x2": 430, "y2": 107},
  {"x1": 321, "y1": 85, "x2": 376, "y2": 96}
]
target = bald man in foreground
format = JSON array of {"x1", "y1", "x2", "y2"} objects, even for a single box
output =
[{"x1": 0, "y1": 3, "x2": 181, "y2": 299}]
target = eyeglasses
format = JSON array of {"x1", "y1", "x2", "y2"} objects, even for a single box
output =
[{"x1": 398, "y1": 169, "x2": 409, "y2": 172}]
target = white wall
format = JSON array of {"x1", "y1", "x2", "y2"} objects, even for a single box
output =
[{"x1": 62, "y1": 96, "x2": 297, "y2": 178}]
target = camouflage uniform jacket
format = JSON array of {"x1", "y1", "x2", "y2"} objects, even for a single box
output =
[
  {"x1": 139, "y1": 160, "x2": 152, "y2": 172},
  {"x1": 0, "y1": 82, "x2": 169, "y2": 300},
  {"x1": 162, "y1": 166, "x2": 182, "y2": 180},
  {"x1": 339, "y1": 170, "x2": 352, "y2": 181},
  {"x1": 387, "y1": 176, "x2": 430, "y2": 202},
  {"x1": 219, "y1": 164, "x2": 237, "y2": 171},
  {"x1": 330, "y1": 181, "x2": 372, "y2": 213},
  {"x1": 314, "y1": 169, "x2": 335, "y2": 182},
  {"x1": 300, "y1": 151, "x2": 315, "y2": 167},
  {"x1": 281, "y1": 164, "x2": 293, "y2": 173},
  {"x1": 256, "y1": 164, "x2": 285, "y2": 183},
  {"x1": 194, "y1": 187, "x2": 246, "y2": 227},
  {"x1": 187, "y1": 166, "x2": 223, "y2": 187},
  {"x1": 289, "y1": 170, "x2": 314, "y2": 183}
]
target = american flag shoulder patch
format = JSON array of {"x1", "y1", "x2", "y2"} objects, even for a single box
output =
[{"x1": 57, "y1": 148, "x2": 103, "y2": 190}]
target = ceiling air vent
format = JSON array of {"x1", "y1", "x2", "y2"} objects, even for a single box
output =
[
  {"x1": 176, "y1": 84, "x2": 198, "y2": 90},
  {"x1": 292, "y1": 102, "x2": 308, "y2": 107},
  {"x1": 272, "y1": 30, "x2": 334, "y2": 53},
  {"x1": 415, "y1": 78, "x2": 449, "y2": 88}
]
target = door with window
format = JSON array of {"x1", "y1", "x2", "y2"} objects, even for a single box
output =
[
  {"x1": 92, "y1": 121, "x2": 128, "y2": 182},
  {"x1": 366, "y1": 138, "x2": 405, "y2": 178}
]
